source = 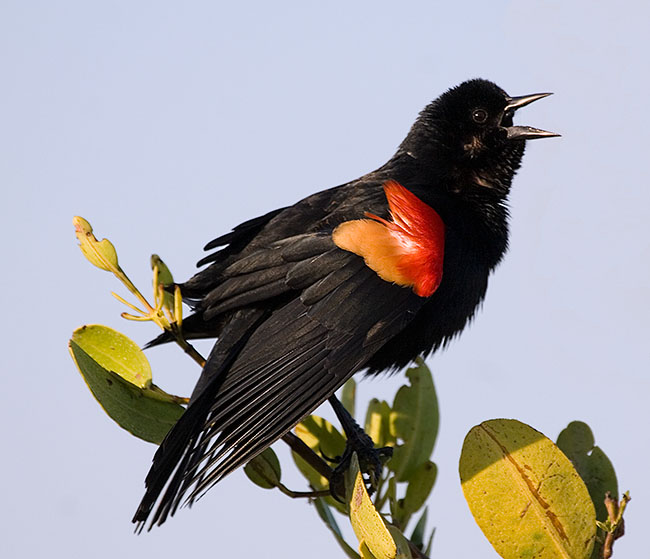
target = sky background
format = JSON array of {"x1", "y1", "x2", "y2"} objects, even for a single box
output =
[{"x1": 1, "y1": 1, "x2": 648, "y2": 557}]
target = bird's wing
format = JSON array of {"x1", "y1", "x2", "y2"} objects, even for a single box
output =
[{"x1": 134, "y1": 181, "x2": 445, "y2": 529}]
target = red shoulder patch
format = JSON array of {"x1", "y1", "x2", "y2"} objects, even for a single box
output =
[{"x1": 332, "y1": 180, "x2": 445, "y2": 297}]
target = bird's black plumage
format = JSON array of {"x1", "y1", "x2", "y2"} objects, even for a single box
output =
[{"x1": 134, "y1": 79, "x2": 557, "y2": 529}]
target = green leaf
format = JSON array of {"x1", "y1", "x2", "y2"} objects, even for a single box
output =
[
  {"x1": 313, "y1": 498, "x2": 361, "y2": 559},
  {"x1": 556, "y1": 421, "x2": 618, "y2": 523},
  {"x1": 292, "y1": 415, "x2": 347, "y2": 513},
  {"x1": 389, "y1": 358, "x2": 439, "y2": 481},
  {"x1": 150, "y1": 254, "x2": 174, "y2": 286},
  {"x1": 424, "y1": 527, "x2": 435, "y2": 556},
  {"x1": 69, "y1": 337, "x2": 184, "y2": 444},
  {"x1": 364, "y1": 399, "x2": 394, "y2": 449},
  {"x1": 341, "y1": 378, "x2": 357, "y2": 418},
  {"x1": 297, "y1": 415, "x2": 347, "y2": 459},
  {"x1": 409, "y1": 507, "x2": 428, "y2": 550},
  {"x1": 346, "y1": 453, "x2": 409, "y2": 559},
  {"x1": 402, "y1": 460, "x2": 437, "y2": 515},
  {"x1": 460, "y1": 419, "x2": 596, "y2": 559},
  {"x1": 393, "y1": 459, "x2": 436, "y2": 528},
  {"x1": 71, "y1": 324, "x2": 152, "y2": 388},
  {"x1": 243, "y1": 447, "x2": 282, "y2": 489},
  {"x1": 73, "y1": 216, "x2": 119, "y2": 272}
]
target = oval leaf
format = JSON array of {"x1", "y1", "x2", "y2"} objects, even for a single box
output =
[
  {"x1": 296, "y1": 415, "x2": 347, "y2": 459},
  {"x1": 389, "y1": 358, "x2": 439, "y2": 481},
  {"x1": 403, "y1": 460, "x2": 437, "y2": 515},
  {"x1": 556, "y1": 421, "x2": 618, "y2": 523},
  {"x1": 365, "y1": 399, "x2": 394, "y2": 449},
  {"x1": 346, "y1": 453, "x2": 408, "y2": 559},
  {"x1": 392, "y1": 460, "x2": 437, "y2": 528},
  {"x1": 244, "y1": 447, "x2": 282, "y2": 489},
  {"x1": 460, "y1": 419, "x2": 596, "y2": 559},
  {"x1": 69, "y1": 338, "x2": 184, "y2": 444},
  {"x1": 71, "y1": 324, "x2": 152, "y2": 388}
]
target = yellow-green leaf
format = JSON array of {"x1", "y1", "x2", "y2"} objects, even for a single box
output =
[
  {"x1": 346, "y1": 453, "x2": 408, "y2": 559},
  {"x1": 151, "y1": 254, "x2": 175, "y2": 312},
  {"x1": 292, "y1": 415, "x2": 347, "y2": 513},
  {"x1": 71, "y1": 324, "x2": 152, "y2": 388},
  {"x1": 389, "y1": 359, "x2": 438, "y2": 481},
  {"x1": 364, "y1": 399, "x2": 394, "y2": 449},
  {"x1": 244, "y1": 447, "x2": 282, "y2": 489},
  {"x1": 296, "y1": 415, "x2": 347, "y2": 459},
  {"x1": 69, "y1": 337, "x2": 184, "y2": 444},
  {"x1": 460, "y1": 419, "x2": 596, "y2": 559},
  {"x1": 73, "y1": 216, "x2": 119, "y2": 272},
  {"x1": 151, "y1": 254, "x2": 174, "y2": 286},
  {"x1": 341, "y1": 378, "x2": 357, "y2": 418}
]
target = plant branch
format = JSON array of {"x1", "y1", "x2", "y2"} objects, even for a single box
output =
[
  {"x1": 601, "y1": 491, "x2": 630, "y2": 559},
  {"x1": 276, "y1": 485, "x2": 331, "y2": 499},
  {"x1": 281, "y1": 431, "x2": 334, "y2": 481}
]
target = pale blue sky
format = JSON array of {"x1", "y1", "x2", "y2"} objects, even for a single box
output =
[{"x1": 2, "y1": 1, "x2": 648, "y2": 557}]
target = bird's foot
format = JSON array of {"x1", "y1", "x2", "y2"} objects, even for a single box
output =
[
  {"x1": 327, "y1": 394, "x2": 393, "y2": 501},
  {"x1": 329, "y1": 437, "x2": 393, "y2": 501}
]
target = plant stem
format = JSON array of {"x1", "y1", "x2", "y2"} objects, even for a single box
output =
[
  {"x1": 170, "y1": 327, "x2": 207, "y2": 368},
  {"x1": 275, "y1": 485, "x2": 331, "y2": 499},
  {"x1": 281, "y1": 431, "x2": 334, "y2": 481},
  {"x1": 601, "y1": 491, "x2": 630, "y2": 559}
]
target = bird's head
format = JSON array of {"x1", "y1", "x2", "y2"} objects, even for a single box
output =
[{"x1": 400, "y1": 79, "x2": 558, "y2": 198}]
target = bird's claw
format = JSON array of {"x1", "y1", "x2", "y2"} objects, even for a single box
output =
[
  {"x1": 329, "y1": 443, "x2": 393, "y2": 502},
  {"x1": 319, "y1": 447, "x2": 342, "y2": 464}
]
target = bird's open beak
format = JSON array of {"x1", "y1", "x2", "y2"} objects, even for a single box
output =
[{"x1": 503, "y1": 92, "x2": 560, "y2": 140}]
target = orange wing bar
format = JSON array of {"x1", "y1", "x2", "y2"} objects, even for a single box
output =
[{"x1": 333, "y1": 180, "x2": 445, "y2": 297}]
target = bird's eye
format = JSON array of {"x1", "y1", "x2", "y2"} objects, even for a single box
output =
[{"x1": 472, "y1": 108, "x2": 488, "y2": 124}]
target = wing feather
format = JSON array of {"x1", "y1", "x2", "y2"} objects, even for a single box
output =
[{"x1": 134, "y1": 180, "x2": 442, "y2": 529}]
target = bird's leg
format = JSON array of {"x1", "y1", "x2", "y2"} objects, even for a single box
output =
[{"x1": 328, "y1": 395, "x2": 393, "y2": 499}]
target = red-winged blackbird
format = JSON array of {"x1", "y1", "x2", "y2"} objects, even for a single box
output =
[{"x1": 133, "y1": 79, "x2": 557, "y2": 529}]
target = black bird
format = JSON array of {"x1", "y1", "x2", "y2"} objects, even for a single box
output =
[{"x1": 133, "y1": 78, "x2": 558, "y2": 529}]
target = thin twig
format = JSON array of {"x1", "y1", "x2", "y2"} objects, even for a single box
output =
[
  {"x1": 276, "y1": 485, "x2": 331, "y2": 499},
  {"x1": 281, "y1": 431, "x2": 334, "y2": 480},
  {"x1": 601, "y1": 492, "x2": 630, "y2": 559}
]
